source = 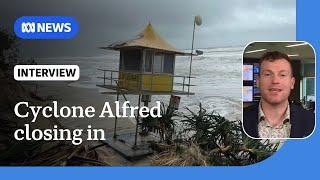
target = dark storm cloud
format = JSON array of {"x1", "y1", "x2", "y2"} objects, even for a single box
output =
[{"x1": 0, "y1": 0, "x2": 295, "y2": 57}]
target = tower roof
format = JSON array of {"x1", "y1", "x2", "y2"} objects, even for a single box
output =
[{"x1": 105, "y1": 23, "x2": 187, "y2": 55}]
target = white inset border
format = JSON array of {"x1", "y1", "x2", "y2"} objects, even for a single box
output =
[{"x1": 241, "y1": 41, "x2": 316, "y2": 140}]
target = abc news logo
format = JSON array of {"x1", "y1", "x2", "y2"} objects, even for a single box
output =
[
  {"x1": 14, "y1": 16, "x2": 78, "y2": 39},
  {"x1": 21, "y1": 22, "x2": 72, "y2": 33}
]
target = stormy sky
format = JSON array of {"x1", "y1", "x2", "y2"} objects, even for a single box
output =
[{"x1": 1, "y1": 0, "x2": 295, "y2": 58}]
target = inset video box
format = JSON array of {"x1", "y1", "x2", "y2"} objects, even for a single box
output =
[{"x1": 14, "y1": 65, "x2": 80, "y2": 81}]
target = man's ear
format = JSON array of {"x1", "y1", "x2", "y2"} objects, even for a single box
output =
[
  {"x1": 256, "y1": 75, "x2": 260, "y2": 88},
  {"x1": 291, "y1": 76, "x2": 295, "y2": 89}
]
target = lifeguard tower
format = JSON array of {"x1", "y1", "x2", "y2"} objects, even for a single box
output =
[
  {"x1": 99, "y1": 23, "x2": 193, "y2": 95},
  {"x1": 97, "y1": 23, "x2": 196, "y2": 159}
]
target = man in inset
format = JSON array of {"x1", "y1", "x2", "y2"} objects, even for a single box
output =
[{"x1": 243, "y1": 51, "x2": 315, "y2": 138}]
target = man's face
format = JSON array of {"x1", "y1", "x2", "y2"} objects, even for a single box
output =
[{"x1": 257, "y1": 58, "x2": 295, "y2": 105}]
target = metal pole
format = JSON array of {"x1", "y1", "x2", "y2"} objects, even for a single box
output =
[
  {"x1": 182, "y1": 76, "x2": 185, "y2": 92},
  {"x1": 134, "y1": 94, "x2": 141, "y2": 147},
  {"x1": 110, "y1": 71, "x2": 113, "y2": 85},
  {"x1": 188, "y1": 19, "x2": 196, "y2": 96},
  {"x1": 113, "y1": 92, "x2": 119, "y2": 138},
  {"x1": 103, "y1": 71, "x2": 106, "y2": 85}
]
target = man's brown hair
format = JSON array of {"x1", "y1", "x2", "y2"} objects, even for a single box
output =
[{"x1": 259, "y1": 51, "x2": 294, "y2": 76}]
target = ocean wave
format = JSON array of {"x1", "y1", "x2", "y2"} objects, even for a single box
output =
[{"x1": 40, "y1": 46, "x2": 243, "y2": 121}]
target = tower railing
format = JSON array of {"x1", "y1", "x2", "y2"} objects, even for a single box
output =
[{"x1": 97, "y1": 68, "x2": 195, "y2": 94}]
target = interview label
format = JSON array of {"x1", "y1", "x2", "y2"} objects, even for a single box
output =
[
  {"x1": 14, "y1": 65, "x2": 80, "y2": 81},
  {"x1": 14, "y1": 16, "x2": 78, "y2": 39}
]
